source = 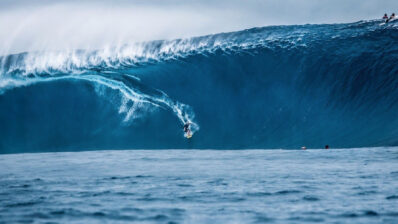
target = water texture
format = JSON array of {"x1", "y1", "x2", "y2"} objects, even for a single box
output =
[{"x1": 0, "y1": 148, "x2": 397, "y2": 223}]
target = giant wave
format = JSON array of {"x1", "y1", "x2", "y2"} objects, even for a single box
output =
[{"x1": 1, "y1": 20, "x2": 398, "y2": 153}]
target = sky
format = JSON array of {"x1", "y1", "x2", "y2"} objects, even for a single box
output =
[{"x1": 0, "y1": 0, "x2": 397, "y2": 54}]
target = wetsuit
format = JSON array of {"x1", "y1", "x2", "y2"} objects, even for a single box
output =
[
  {"x1": 387, "y1": 15, "x2": 395, "y2": 23},
  {"x1": 184, "y1": 123, "x2": 190, "y2": 132}
]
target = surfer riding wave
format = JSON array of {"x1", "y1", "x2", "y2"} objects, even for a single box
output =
[{"x1": 184, "y1": 122, "x2": 192, "y2": 138}]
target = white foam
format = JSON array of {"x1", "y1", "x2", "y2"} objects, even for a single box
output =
[{"x1": 0, "y1": 74, "x2": 199, "y2": 135}]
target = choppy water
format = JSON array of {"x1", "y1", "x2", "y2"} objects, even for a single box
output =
[{"x1": 1, "y1": 148, "x2": 397, "y2": 223}]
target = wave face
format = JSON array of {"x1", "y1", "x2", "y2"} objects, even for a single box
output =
[{"x1": 1, "y1": 20, "x2": 398, "y2": 153}]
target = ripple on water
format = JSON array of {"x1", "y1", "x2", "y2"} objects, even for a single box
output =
[
  {"x1": 176, "y1": 184, "x2": 193, "y2": 187},
  {"x1": 356, "y1": 190, "x2": 378, "y2": 196},
  {"x1": 114, "y1": 192, "x2": 135, "y2": 196},
  {"x1": 207, "y1": 178, "x2": 228, "y2": 186},
  {"x1": 48, "y1": 209, "x2": 141, "y2": 221},
  {"x1": 106, "y1": 176, "x2": 132, "y2": 180},
  {"x1": 254, "y1": 215, "x2": 274, "y2": 223},
  {"x1": 78, "y1": 190, "x2": 111, "y2": 197},
  {"x1": 5, "y1": 201, "x2": 40, "y2": 208},
  {"x1": 386, "y1": 195, "x2": 398, "y2": 200},
  {"x1": 135, "y1": 175, "x2": 153, "y2": 178},
  {"x1": 246, "y1": 192, "x2": 272, "y2": 197},
  {"x1": 274, "y1": 190, "x2": 301, "y2": 195},
  {"x1": 26, "y1": 212, "x2": 51, "y2": 219},
  {"x1": 339, "y1": 210, "x2": 380, "y2": 218},
  {"x1": 302, "y1": 195, "x2": 320, "y2": 201},
  {"x1": 359, "y1": 174, "x2": 378, "y2": 179},
  {"x1": 9, "y1": 184, "x2": 31, "y2": 188},
  {"x1": 339, "y1": 213, "x2": 359, "y2": 218},
  {"x1": 137, "y1": 194, "x2": 172, "y2": 202},
  {"x1": 288, "y1": 216, "x2": 325, "y2": 222},
  {"x1": 363, "y1": 210, "x2": 379, "y2": 216}
]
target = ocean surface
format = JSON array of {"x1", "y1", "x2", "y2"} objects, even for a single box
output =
[
  {"x1": 1, "y1": 148, "x2": 398, "y2": 223},
  {"x1": 1, "y1": 20, "x2": 398, "y2": 153},
  {"x1": 1, "y1": 19, "x2": 398, "y2": 223}
]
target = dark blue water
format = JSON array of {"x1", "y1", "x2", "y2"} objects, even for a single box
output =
[
  {"x1": 1, "y1": 148, "x2": 398, "y2": 223},
  {"x1": 1, "y1": 20, "x2": 398, "y2": 153}
]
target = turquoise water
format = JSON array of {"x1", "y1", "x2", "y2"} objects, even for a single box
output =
[
  {"x1": 1, "y1": 148, "x2": 397, "y2": 223},
  {"x1": 2, "y1": 20, "x2": 398, "y2": 152}
]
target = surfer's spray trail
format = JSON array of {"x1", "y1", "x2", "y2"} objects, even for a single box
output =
[{"x1": 1, "y1": 20, "x2": 398, "y2": 152}]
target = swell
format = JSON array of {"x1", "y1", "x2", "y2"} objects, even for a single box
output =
[{"x1": 1, "y1": 20, "x2": 398, "y2": 152}]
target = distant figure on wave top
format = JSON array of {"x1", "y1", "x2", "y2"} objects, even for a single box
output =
[
  {"x1": 184, "y1": 122, "x2": 192, "y2": 138},
  {"x1": 384, "y1": 13, "x2": 396, "y2": 23}
]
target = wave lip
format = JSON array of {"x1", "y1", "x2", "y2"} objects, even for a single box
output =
[{"x1": 3, "y1": 20, "x2": 392, "y2": 77}]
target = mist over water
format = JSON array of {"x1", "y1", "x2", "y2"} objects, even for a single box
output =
[{"x1": 1, "y1": 0, "x2": 397, "y2": 54}]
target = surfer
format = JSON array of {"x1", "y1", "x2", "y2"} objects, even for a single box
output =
[
  {"x1": 184, "y1": 122, "x2": 192, "y2": 137},
  {"x1": 383, "y1": 13, "x2": 389, "y2": 21},
  {"x1": 386, "y1": 13, "x2": 396, "y2": 23},
  {"x1": 184, "y1": 122, "x2": 190, "y2": 132}
]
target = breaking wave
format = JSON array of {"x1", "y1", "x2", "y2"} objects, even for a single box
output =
[{"x1": 1, "y1": 20, "x2": 398, "y2": 152}]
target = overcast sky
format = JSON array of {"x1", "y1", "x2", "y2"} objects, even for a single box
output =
[{"x1": 1, "y1": 0, "x2": 397, "y2": 54}]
